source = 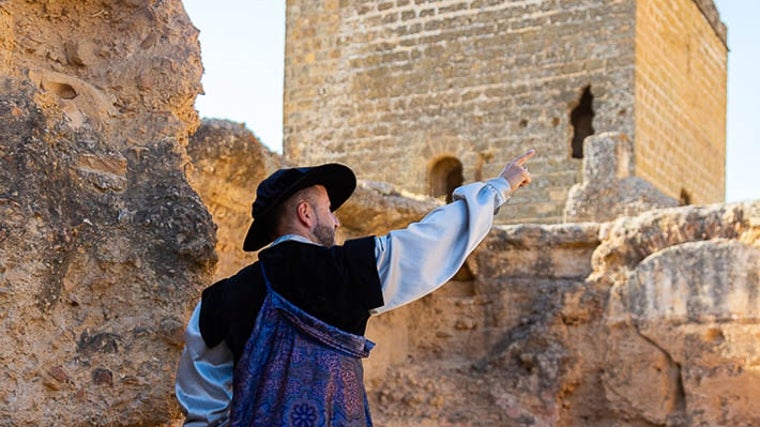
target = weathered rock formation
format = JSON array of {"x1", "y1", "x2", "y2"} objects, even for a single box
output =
[
  {"x1": 0, "y1": 1, "x2": 215, "y2": 425},
  {"x1": 185, "y1": 119, "x2": 282, "y2": 280},
  {"x1": 564, "y1": 132, "x2": 679, "y2": 223},
  {"x1": 364, "y1": 204, "x2": 760, "y2": 427},
  {"x1": 597, "y1": 204, "x2": 760, "y2": 426}
]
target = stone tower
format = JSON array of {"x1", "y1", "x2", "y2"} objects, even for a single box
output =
[{"x1": 283, "y1": 0, "x2": 727, "y2": 224}]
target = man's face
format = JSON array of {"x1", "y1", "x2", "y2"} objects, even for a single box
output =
[{"x1": 310, "y1": 185, "x2": 340, "y2": 247}]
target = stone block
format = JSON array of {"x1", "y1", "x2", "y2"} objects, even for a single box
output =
[{"x1": 564, "y1": 132, "x2": 678, "y2": 222}]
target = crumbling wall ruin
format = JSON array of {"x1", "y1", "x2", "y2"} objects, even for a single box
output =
[
  {"x1": 283, "y1": 0, "x2": 728, "y2": 223},
  {"x1": 564, "y1": 132, "x2": 678, "y2": 223}
]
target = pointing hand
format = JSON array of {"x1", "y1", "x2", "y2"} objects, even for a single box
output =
[{"x1": 499, "y1": 149, "x2": 536, "y2": 194}]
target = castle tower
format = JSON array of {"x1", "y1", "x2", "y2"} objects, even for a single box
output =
[{"x1": 283, "y1": 0, "x2": 727, "y2": 224}]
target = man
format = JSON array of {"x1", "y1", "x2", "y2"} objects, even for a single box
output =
[{"x1": 176, "y1": 150, "x2": 536, "y2": 426}]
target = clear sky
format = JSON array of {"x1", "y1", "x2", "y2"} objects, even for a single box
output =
[{"x1": 183, "y1": 1, "x2": 759, "y2": 203}]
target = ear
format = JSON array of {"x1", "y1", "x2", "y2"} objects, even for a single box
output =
[{"x1": 295, "y1": 200, "x2": 314, "y2": 228}]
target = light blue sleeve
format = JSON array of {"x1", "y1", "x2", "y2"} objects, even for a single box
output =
[
  {"x1": 175, "y1": 302, "x2": 234, "y2": 427},
  {"x1": 371, "y1": 177, "x2": 511, "y2": 314}
]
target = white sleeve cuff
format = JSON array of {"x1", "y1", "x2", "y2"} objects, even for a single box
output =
[{"x1": 485, "y1": 177, "x2": 511, "y2": 205}]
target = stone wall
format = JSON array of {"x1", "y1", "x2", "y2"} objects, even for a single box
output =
[
  {"x1": 284, "y1": 0, "x2": 637, "y2": 224},
  {"x1": 0, "y1": 1, "x2": 214, "y2": 425},
  {"x1": 634, "y1": 0, "x2": 728, "y2": 204},
  {"x1": 283, "y1": 0, "x2": 727, "y2": 224}
]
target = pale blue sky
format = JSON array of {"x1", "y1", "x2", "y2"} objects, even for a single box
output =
[{"x1": 183, "y1": 1, "x2": 759, "y2": 203}]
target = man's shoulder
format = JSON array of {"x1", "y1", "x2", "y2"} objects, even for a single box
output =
[
  {"x1": 199, "y1": 261, "x2": 265, "y2": 349},
  {"x1": 202, "y1": 262, "x2": 262, "y2": 304}
]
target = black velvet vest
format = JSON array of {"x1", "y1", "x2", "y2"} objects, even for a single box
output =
[{"x1": 198, "y1": 237, "x2": 383, "y2": 363}]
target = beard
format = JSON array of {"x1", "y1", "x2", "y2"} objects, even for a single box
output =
[{"x1": 313, "y1": 221, "x2": 336, "y2": 247}]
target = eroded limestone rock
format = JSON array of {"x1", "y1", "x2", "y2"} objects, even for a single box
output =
[
  {"x1": 603, "y1": 211, "x2": 760, "y2": 426},
  {"x1": 0, "y1": 1, "x2": 214, "y2": 425},
  {"x1": 185, "y1": 119, "x2": 282, "y2": 280}
]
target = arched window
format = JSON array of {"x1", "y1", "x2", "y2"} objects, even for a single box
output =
[
  {"x1": 571, "y1": 86, "x2": 595, "y2": 158},
  {"x1": 429, "y1": 157, "x2": 464, "y2": 203}
]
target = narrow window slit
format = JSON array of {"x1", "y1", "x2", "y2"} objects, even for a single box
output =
[{"x1": 571, "y1": 85, "x2": 595, "y2": 159}]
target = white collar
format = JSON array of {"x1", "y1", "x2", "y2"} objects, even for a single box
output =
[{"x1": 270, "y1": 234, "x2": 319, "y2": 247}]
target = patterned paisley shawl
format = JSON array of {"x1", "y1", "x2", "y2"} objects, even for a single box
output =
[{"x1": 229, "y1": 262, "x2": 375, "y2": 427}]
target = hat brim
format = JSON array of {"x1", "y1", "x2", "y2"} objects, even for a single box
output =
[{"x1": 242, "y1": 163, "x2": 356, "y2": 251}]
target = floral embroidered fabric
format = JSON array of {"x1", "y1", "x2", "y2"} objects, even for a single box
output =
[{"x1": 229, "y1": 263, "x2": 375, "y2": 426}]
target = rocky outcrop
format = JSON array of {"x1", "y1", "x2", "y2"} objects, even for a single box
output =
[
  {"x1": 339, "y1": 180, "x2": 441, "y2": 238},
  {"x1": 564, "y1": 133, "x2": 678, "y2": 223},
  {"x1": 599, "y1": 203, "x2": 760, "y2": 426},
  {"x1": 0, "y1": 1, "x2": 214, "y2": 425},
  {"x1": 364, "y1": 202, "x2": 760, "y2": 427},
  {"x1": 185, "y1": 119, "x2": 283, "y2": 280}
]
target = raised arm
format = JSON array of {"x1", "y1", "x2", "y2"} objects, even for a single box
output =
[{"x1": 372, "y1": 150, "x2": 535, "y2": 314}]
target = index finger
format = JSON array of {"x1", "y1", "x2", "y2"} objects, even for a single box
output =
[{"x1": 514, "y1": 149, "x2": 536, "y2": 166}]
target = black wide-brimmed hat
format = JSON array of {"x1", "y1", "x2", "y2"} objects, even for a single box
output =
[{"x1": 242, "y1": 163, "x2": 356, "y2": 251}]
